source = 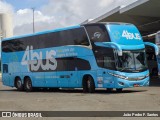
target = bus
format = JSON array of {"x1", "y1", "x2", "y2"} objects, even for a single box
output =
[
  {"x1": 143, "y1": 31, "x2": 160, "y2": 77},
  {"x1": 1, "y1": 22, "x2": 159, "y2": 93},
  {"x1": 156, "y1": 31, "x2": 160, "y2": 77}
]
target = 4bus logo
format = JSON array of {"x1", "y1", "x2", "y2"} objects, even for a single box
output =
[
  {"x1": 21, "y1": 46, "x2": 57, "y2": 71},
  {"x1": 122, "y1": 30, "x2": 141, "y2": 40}
]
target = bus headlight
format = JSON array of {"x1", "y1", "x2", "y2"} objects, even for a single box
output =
[
  {"x1": 145, "y1": 73, "x2": 149, "y2": 78},
  {"x1": 108, "y1": 72, "x2": 127, "y2": 79}
]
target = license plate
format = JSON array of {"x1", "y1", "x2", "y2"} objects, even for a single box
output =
[{"x1": 134, "y1": 84, "x2": 140, "y2": 87}]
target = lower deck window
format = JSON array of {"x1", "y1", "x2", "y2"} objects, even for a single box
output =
[{"x1": 3, "y1": 64, "x2": 8, "y2": 73}]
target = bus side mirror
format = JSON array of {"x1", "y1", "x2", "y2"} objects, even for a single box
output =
[
  {"x1": 102, "y1": 42, "x2": 123, "y2": 56},
  {"x1": 118, "y1": 51, "x2": 123, "y2": 56}
]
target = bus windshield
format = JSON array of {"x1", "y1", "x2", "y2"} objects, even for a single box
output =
[{"x1": 116, "y1": 50, "x2": 148, "y2": 72}]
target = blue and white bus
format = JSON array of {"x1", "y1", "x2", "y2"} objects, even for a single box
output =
[{"x1": 1, "y1": 22, "x2": 159, "y2": 93}]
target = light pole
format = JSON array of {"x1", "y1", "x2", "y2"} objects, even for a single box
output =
[{"x1": 31, "y1": 8, "x2": 35, "y2": 33}]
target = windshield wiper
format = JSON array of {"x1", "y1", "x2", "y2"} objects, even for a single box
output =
[
  {"x1": 136, "y1": 66, "x2": 147, "y2": 71},
  {"x1": 119, "y1": 67, "x2": 134, "y2": 72}
]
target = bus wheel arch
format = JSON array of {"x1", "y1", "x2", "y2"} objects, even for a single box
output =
[
  {"x1": 14, "y1": 76, "x2": 24, "y2": 91},
  {"x1": 24, "y1": 76, "x2": 33, "y2": 92},
  {"x1": 82, "y1": 75, "x2": 95, "y2": 93}
]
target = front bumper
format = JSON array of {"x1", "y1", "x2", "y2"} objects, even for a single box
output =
[{"x1": 115, "y1": 77, "x2": 149, "y2": 88}]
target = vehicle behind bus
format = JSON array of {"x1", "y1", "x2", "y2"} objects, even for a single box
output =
[
  {"x1": 156, "y1": 31, "x2": 160, "y2": 77},
  {"x1": 1, "y1": 22, "x2": 158, "y2": 93},
  {"x1": 143, "y1": 31, "x2": 160, "y2": 77}
]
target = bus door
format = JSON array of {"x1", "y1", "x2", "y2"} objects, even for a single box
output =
[
  {"x1": 2, "y1": 64, "x2": 11, "y2": 86},
  {"x1": 32, "y1": 72, "x2": 45, "y2": 87},
  {"x1": 56, "y1": 58, "x2": 69, "y2": 88},
  {"x1": 45, "y1": 72, "x2": 57, "y2": 87},
  {"x1": 57, "y1": 71, "x2": 69, "y2": 88},
  {"x1": 56, "y1": 57, "x2": 79, "y2": 88},
  {"x1": 67, "y1": 66, "x2": 79, "y2": 88}
]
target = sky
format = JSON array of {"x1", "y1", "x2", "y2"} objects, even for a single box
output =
[{"x1": 1, "y1": 0, "x2": 137, "y2": 36}]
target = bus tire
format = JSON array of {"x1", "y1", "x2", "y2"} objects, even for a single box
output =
[
  {"x1": 116, "y1": 88, "x2": 123, "y2": 92},
  {"x1": 83, "y1": 76, "x2": 95, "y2": 93},
  {"x1": 24, "y1": 77, "x2": 33, "y2": 92},
  {"x1": 15, "y1": 77, "x2": 24, "y2": 91}
]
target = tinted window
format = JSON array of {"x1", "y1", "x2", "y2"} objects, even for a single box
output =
[
  {"x1": 29, "y1": 58, "x2": 91, "y2": 72},
  {"x1": 2, "y1": 40, "x2": 23, "y2": 52},
  {"x1": 3, "y1": 64, "x2": 8, "y2": 73},
  {"x1": 2, "y1": 27, "x2": 89, "y2": 52},
  {"x1": 95, "y1": 47, "x2": 116, "y2": 70},
  {"x1": 69, "y1": 28, "x2": 89, "y2": 46},
  {"x1": 85, "y1": 24, "x2": 110, "y2": 42}
]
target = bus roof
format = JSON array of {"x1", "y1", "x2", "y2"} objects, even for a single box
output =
[
  {"x1": 3, "y1": 25, "x2": 81, "y2": 41},
  {"x1": 82, "y1": 22, "x2": 132, "y2": 26},
  {"x1": 3, "y1": 22, "x2": 133, "y2": 41}
]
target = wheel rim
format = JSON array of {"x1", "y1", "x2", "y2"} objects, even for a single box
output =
[
  {"x1": 17, "y1": 80, "x2": 21, "y2": 88},
  {"x1": 26, "y1": 80, "x2": 32, "y2": 90},
  {"x1": 87, "y1": 79, "x2": 91, "y2": 89}
]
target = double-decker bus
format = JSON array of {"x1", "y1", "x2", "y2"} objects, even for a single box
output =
[{"x1": 1, "y1": 22, "x2": 159, "y2": 93}]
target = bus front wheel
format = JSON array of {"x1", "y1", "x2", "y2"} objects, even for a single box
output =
[
  {"x1": 116, "y1": 88, "x2": 123, "y2": 92},
  {"x1": 15, "y1": 77, "x2": 24, "y2": 91},
  {"x1": 24, "y1": 77, "x2": 33, "y2": 92},
  {"x1": 83, "y1": 76, "x2": 95, "y2": 93}
]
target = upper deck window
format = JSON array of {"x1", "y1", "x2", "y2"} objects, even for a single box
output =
[
  {"x1": 85, "y1": 24, "x2": 110, "y2": 42},
  {"x1": 2, "y1": 27, "x2": 89, "y2": 52}
]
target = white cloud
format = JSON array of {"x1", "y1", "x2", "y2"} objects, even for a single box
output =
[
  {"x1": 40, "y1": 0, "x2": 137, "y2": 26},
  {"x1": 9, "y1": 0, "x2": 137, "y2": 36},
  {"x1": 14, "y1": 21, "x2": 63, "y2": 35},
  {"x1": 0, "y1": 1, "x2": 13, "y2": 13},
  {"x1": 14, "y1": 9, "x2": 55, "y2": 27},
  {"x1": 17, "y1": 9, "x2": 29, "y2": 15}
]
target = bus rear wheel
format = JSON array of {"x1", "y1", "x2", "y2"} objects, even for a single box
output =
[
  {"x1": 15, "y1": 77, "x2": 24, "y2": 91},
  {"x1": 83, "y1": 76, "x2": 95, "y2": 93},
  {"x1": 24, "y1": 77, "x2": 33, "y2": 92}
]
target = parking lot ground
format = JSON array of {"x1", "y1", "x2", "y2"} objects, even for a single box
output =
[
  {"x1": 0, "y1": 81, "x2": 160, "y2": 111},
  {"x1": 0, "y1": 79, "x2": 160, "y2": 120}
]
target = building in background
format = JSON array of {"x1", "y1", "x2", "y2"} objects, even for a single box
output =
[
  {"x1": 0, "y1": 12, "x2": 13, "y2": 40},
  {"x1": 83, "y1": 0, "x2": 160, "y2": 36},
  {"x1": 0, "y1": 6, "x2": 13, "y2": 61}
]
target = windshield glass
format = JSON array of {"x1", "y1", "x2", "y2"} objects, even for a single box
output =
[{"x1": 115, "y1": 50, "x2": 148, "y2": 72}]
